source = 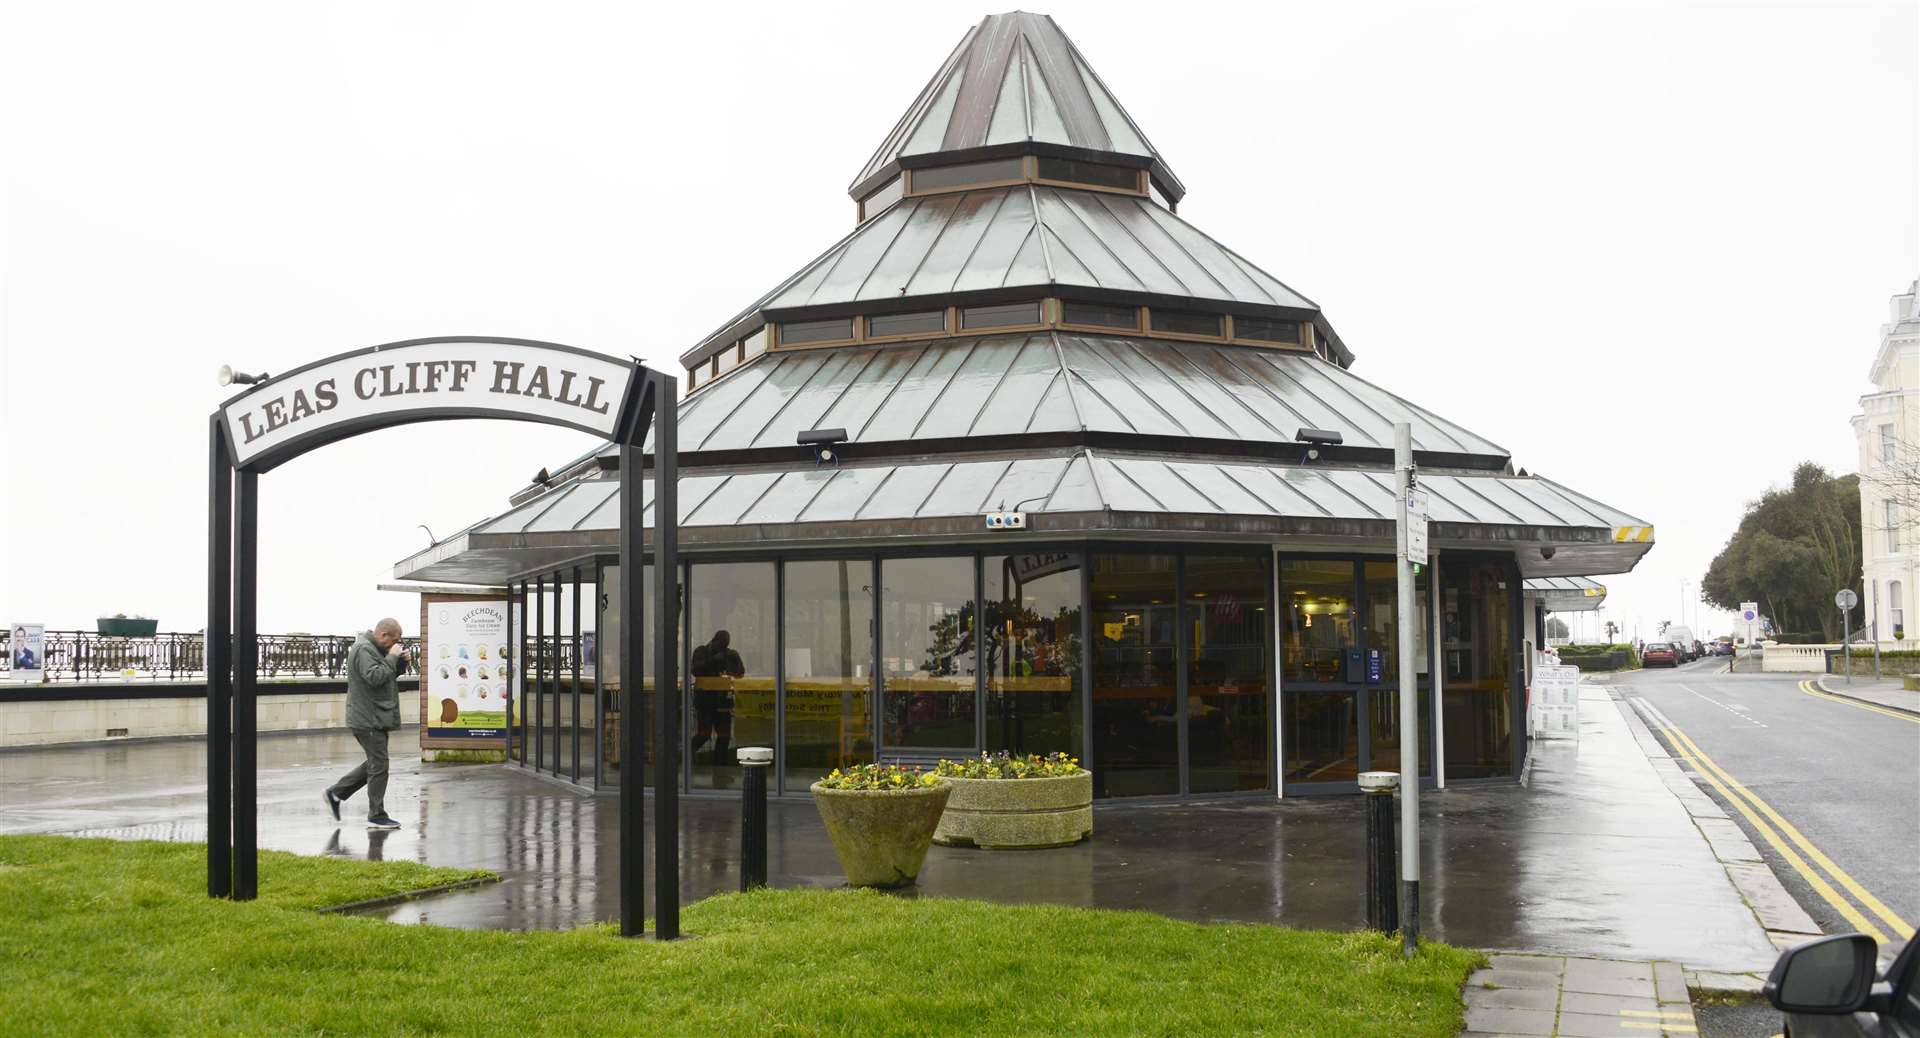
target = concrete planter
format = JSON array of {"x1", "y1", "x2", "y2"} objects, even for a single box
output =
[
  {"x1": 809, "y1": 781, "x2": 952, "y2": 888},
  {"x1": 932, "y1": 771, "x2": 1092, "y2": 849}
]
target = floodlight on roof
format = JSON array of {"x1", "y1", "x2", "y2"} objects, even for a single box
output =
[
  {"x1": 798, "y1": 427, "x2": 848, "y2": 466},
  {"x1": 1295, "y1": 427, "x2": 1342, "y2": 464}
]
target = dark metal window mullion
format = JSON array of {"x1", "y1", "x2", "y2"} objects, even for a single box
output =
[
  {"x1": 974, "y1": 553, "x2": 986, "y2": 754},
  {"x1": 571, "y1": 566, "x2": 582, "y2": 786},
  {"x1": 1174, "y1": 553, "x2": 1189, "y2": 796},
  {"x1": 548, "y1": 573, "x2": 559, "y2": 776},
  {"x1": 680, "y1": 561, "x2": 693, "y2": 794},
  {"x1": 534, "y1": 575, "x2": 545, "y2": 774},
  {"x1": 1353, "y1": 559, "x2": 1370, "y2": 776},
  {"x1": 593, "y1": 559, "x2": 605, "y2": 791},
  {"x1": 773, "y1": 557, "x2": 786, "y2": 797},
  {"x1": 1079, "y1": 548, "x2": 1094, "y2": 775},
  {"x1": 870, "y1": 558, "x2": 881, "y2": 763},
  {"x1": 1510, "y1": 559, "x2": 1526, "y2": 779}
]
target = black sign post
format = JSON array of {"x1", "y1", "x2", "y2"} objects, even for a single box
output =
[{"x1": 207, "y1": 337, "x2": 679, "y2": 938}]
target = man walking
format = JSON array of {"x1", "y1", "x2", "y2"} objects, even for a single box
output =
[{"x1": 323, "y1": 618, "x2": 408, "y2": 830}]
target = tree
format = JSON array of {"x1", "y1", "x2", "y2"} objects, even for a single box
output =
[
  {"x1": 1702, "y1": 462, "x2": 1862, "y2": 640},
  {"x1": 1545, "y1": 617, "x2": 1569, "y2": 640}
]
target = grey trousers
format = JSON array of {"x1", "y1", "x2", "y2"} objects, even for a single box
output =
[{"x1": 328, "y1": 728, "x2": 390, "y2": 818}]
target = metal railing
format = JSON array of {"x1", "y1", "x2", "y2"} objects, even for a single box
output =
[{"x1": 1, "y1": 631, "x2": 424, "y2": 683}]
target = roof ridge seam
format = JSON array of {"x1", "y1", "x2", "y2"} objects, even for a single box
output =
[{"x1": 1028, "y1": 182, "x2": 1059, "y2": 284}]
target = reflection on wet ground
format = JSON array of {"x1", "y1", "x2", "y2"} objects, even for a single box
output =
[{"x1": 0, "y1": 689, "x2": 1778, "y2": 970}]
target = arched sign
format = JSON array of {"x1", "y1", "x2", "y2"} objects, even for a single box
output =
[
  {"x1": 219, "y1": 337, "x2": 637, "y2": 471},
  {"x1": 207, "y1": 334, "x2": 679, "y2": 942}
]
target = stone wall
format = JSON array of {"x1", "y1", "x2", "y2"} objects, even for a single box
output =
[{"x1": 0, "y1": 686, "x2": 421, "y2": 749}]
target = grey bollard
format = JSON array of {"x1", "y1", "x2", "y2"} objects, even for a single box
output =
[
  {"x1": 1358, "y1": 770, "x2": 1400, "y2": 934},
  {"x1": 738, "y1": 747, "x2": 772, "y2": 891}
]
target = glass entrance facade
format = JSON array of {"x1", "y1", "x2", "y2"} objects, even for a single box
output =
[{"x1": 506, "y1": 544, "x2": 1520, "y2": 797}]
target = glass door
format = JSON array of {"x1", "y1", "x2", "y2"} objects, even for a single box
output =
[
  {"x1": 878, "y1": 557, "x2": 978, "y2": 752},
  {"x1": 1281, "y1": 556, "x2": 1432, "y2": 791}
]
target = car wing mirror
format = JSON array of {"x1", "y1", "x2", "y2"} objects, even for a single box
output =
[{"x1": 1765, "y1": 934, "x2": 1877, "y2": 1015}]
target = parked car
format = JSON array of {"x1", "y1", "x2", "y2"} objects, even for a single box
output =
[
  {"x1": 1643, "y1": 642, "x2": 1679, "y2": 667},
  {"x1": 1692, "y1": 640, "x2": 1706, "y2": 659},
  {"x1": 1766, "y1": 929, "x2": 1919, "y2": 1036},
  {"x1": 1715, "y1": 639, "x2": 1736, "y2": 656}
]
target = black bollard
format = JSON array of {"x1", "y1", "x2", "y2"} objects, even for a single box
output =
[
  {"x1": 1359, "y1": 771, "x2": 1400, "y2": 934},
  {"x1": 738, "y1": 746, "x2": 772, "y2": 891}
]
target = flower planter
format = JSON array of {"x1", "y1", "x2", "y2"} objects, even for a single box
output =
[
  {"x1": 809, "y1": 781, "x2": 952, "y2": 888},
  {"x1": 96, "y1": 618, "x2": 157, "y2": 637},
  {"x1": 932, "y1": 770, "x2": 1092, "y2": 849}
]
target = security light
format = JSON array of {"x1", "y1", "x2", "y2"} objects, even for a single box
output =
[
  {"x1": 217, "y1": 364, "x2": 268, "y2": 387},
  {"x1": 798, "y1": 427, "x2": 848, "y2": 466},
  {"x1": 1296, "y1": 427, "x2": 1342, "y2": 463}
]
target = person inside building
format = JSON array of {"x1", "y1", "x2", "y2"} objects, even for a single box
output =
[{"x1": 689, "y1": 629, "x2": 745, "y2": 773}]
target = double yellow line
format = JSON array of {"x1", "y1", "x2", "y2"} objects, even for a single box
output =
[
  {"x1": 1652, "y1": 713, "x2": 1912, "y2": 945},
  {"x1": 1798, "y1": 679, "x2": 1920, "y2": 724}
]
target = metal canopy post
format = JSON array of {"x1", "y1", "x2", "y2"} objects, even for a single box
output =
[
  {"x1": 233, "y1": 469, "x2": 259, "y2": 901},
  {"x1": 618, "y1": 383, "x2": 648, "y2": 937},
  {"x1": 615, "y1": 366, "x2": 679, "y2": 940},
  {"x1": 651, "y1": 369, "x2": 681, "y2": 940},
  {"x1": 207, "y1": 416, "x2": 233, "y2": 898}
]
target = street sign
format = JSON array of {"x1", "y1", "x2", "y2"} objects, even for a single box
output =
[
  {"x1": 1404, "y1": 488, "x2": 1429, "y2": 564},
  {"x1": 1835, "y1": 588, "x2": 1858, "y2": 611},
  {"x1": 1740, "y1": 602, "x2": 1757, "y2": 622}
]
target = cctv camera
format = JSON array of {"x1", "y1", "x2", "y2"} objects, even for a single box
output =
[{"x1": 1540, "y1": 546, "x2": 1556, "y2": 560}]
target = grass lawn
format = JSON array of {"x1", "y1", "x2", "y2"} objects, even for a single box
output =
[{"x1": 0, "y1": 834, "x2": 1480, "y2": 1036}]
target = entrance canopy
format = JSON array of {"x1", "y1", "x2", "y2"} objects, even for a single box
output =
[{"x1": 1524, "y1": 576, "x2": 1608, "y2": 612}]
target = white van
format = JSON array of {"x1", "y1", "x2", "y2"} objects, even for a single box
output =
[{"x1": 1664, "y1": 626, "x2": 1697, "y2": 661}]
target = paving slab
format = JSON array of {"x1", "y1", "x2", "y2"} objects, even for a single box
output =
[
  {"x1": 1462, "y1": 1005, "x2": 1556, "y2": 1035},
  {"x1": 1461, "y1": 957, "x2": 1700, "y2": 1037},
  {"x1": 1814, "y1": 675, "x2": 1920, "y2": 714},
  {"x1": 1464, "y1": 985, "x2": 1559, "y2": 1012}
]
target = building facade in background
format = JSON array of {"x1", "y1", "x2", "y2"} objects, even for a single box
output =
[{"x1": 1856, "y1": 278, "x2": 1920, "y2": 645}]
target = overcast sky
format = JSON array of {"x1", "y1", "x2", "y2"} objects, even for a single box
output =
[{"x1": 3, "y1": 0, "x2": 1915, "y2": 640}]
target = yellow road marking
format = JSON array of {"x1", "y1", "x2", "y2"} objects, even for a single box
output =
[
  {"x1": 1798, "y1": 679, "x2": 1920, "y2": 724},
  {"x1": 1651, "y1": 722, "x2": 1889, "y2": 943},
  {"x1": 1619, "y1": 1009, "x2": 1695, "y2": 1019},
  {"x1": 1619, "y1": 1023, "x2": 1695, "y2": 1033},
  {"x1": 1666, "y1": 720, "x2": 1910, "y2": 934}
]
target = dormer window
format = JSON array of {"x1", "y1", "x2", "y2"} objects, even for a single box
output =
[
  {"x1": 866, "y1": 310, "x2": 948, "y2": 338},
  {"x1": 1232, "y1": 316, "x2": 1301, "y2": 345},
  {"x1": 1148, "y1": 309, "x2": 1223, "y2": 338},
  {"x1": 779, "y1": 317, "x2": 856, "y2": 346},
  {"x1": 901, "y1": 155, "x2": 1151, "y2": 202},
  {"x1": 961, "y1": 301, "x2": 1044, "y2": 329},
  {"x1": 1035, "y1": 158, "x2": 1143, "y2": 192},
  {"x1": 1061, "y1": 301, "x2": 1141, "y2": 331},
  {"x1": 907, "y1": 158, "x2": 1025, "y2": 193}
]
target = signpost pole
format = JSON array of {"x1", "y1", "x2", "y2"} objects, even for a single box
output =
[
  {"x1": 1835, "y1": 588, "x2": 1858, "y2": 686},
  {"x1": 1394, "y1": 423, "x2": 1421, "y2": 957},
  {"x1": 206, "y1": 415, "x2": 233, "y2": 898},
  {"x1": 233, "y1": 469, "x2": 258, "y2": 901},
  {"x1": 1871, "y1": 582, "x2": 1881, "y2": 680}
]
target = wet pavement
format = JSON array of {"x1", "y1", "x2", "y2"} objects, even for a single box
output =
[
  {"x1": 1623, "y1": 665, "x2": 1918, "y2": 961},
  {"x1": 0, "y1": 685, "x2": 1780, "y2": 971}
]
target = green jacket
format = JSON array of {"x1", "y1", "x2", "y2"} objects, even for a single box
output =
[{"x1": 345, "y1": 632, "x2": 404, "y2": 731}]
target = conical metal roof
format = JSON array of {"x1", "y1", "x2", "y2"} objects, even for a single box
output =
[{"x1": 850, "y1": 12, "x2": 1184, "y2": 204}]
